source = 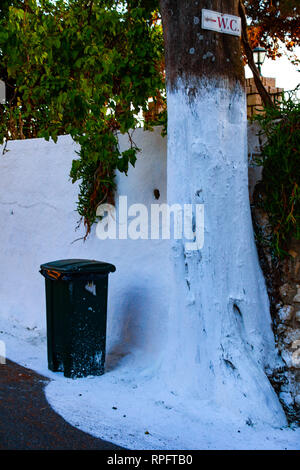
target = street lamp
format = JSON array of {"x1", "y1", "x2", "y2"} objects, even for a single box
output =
[
  {"x1": 0, "y1": 80, "x2": 5, "y2": 104},
  {"x1": 253, "y1": 46, "x2": 266, "y2": 76}
]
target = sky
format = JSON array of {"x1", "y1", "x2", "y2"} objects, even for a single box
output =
[{"x1": 245, "y1": 47, "x2": 300, "y2": 92}]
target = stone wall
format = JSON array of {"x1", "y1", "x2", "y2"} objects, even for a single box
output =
[
  {"x1": 252, "y1": 203, "x2": 300, "y2": 422},
  {"x1": 277, "y1": 239, "x2": 300, "y2": 412},
  {"x1": 248, "y1": 115, "x2": 300, "y2": 423},
  {"x1": 246, "y1": 79, "x2": 299, "y2": 421}
]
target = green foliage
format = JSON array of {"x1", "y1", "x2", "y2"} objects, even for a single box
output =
[
  {"x1": 254, "y1": 87, "x2": 300, "y2": 257},
  {"x1": 0, "y1": 0, "x2": 165, "y2": 236}
]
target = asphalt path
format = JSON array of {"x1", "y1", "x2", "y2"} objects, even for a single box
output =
[{"x1": 0, "y1": 359, "x2": 123, "y2": 450}]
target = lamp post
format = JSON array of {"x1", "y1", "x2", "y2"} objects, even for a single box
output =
[
  {"x1": 253, "y1": 46, "x2": 266, "y2": 76},
  {"x1": 0, "y1": 80, "x2": 5, "y2": 104}
]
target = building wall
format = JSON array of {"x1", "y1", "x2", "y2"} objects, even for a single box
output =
[{"x1": 246, "y1": 77, "x2": 283, "y2": 119}]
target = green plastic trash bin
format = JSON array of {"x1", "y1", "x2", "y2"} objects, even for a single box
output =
[{"x1": 40, "y1": 259, "x2": 116, "y2": 378}]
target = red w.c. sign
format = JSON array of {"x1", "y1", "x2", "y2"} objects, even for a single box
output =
[{"x1": 201, "y1": 9, "x2": 241, "y2": 37}]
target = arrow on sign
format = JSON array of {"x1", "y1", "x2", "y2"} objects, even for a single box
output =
[{"x1": 202, "y1": 9, "x2": 241, "y2": 37}]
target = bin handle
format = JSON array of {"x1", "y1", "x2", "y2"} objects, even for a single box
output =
[{"x1": 43, "y1": 269, "x2": 62, "y2": 280}]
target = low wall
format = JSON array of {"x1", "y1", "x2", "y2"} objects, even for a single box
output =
[{"x1": 0, "y1": 128, "x2": 170, "y2": 363}]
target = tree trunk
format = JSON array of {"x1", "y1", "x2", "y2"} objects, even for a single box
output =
[{"x1": 159, "y1": 0, "x2": 286, "y2": 425}]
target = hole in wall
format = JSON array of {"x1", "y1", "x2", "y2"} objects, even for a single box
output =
[
  {"x1": 153, "y1": 189, "x2": 160, "y2": 200},
  {"x1": 233, "y1": 303, "x2": 242, "y2": 317},
  {"x1": 223, "y1": 358, "x2": 237, "y2": 370}
]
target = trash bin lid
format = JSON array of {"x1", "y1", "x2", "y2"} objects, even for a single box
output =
[{"x1": 40, "y1": 259, "x2": 116, "y2": 275}]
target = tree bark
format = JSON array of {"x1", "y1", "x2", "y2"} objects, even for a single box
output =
[
  {"x1": 159, "y1": 0, "x2": 286, "y2": 425},
  {"x1": 161, "y1": 0, "x2": 244, "y2": 89}
]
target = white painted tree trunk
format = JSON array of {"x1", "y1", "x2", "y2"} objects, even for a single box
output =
[{"x1": 161, "y1": 78, "x2": 286, "y2": 426}]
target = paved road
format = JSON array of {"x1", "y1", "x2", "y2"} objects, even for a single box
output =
[{"x1": 0, "y1": 359, "x2": 123, "y2": 450}]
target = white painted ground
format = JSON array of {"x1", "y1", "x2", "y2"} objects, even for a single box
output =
[{"x1": 1, "y1": 319, "x2": 300, "y2": 450}]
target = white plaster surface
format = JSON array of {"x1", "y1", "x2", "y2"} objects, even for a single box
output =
[{"x1": 161, "y1": 79, "x2": 285, "y2": 427}]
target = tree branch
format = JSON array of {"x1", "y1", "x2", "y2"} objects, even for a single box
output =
[{"x1": 239, "y1": 0, "x2": 275, "y2": 109}]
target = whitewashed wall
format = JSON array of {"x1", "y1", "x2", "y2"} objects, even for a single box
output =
[
  {"x1": 0, "y1": 125, "x2": 261, "y2": 362},
  {"x1": 0, "y1": 128, "x2": 170, "y2": 363}
]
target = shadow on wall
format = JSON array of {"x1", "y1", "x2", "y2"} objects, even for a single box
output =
[{"x1": 106, "y1": 286, "x2": 160, "y2": 372}]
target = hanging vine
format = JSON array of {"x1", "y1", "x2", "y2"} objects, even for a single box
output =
[{"x1": 0, "y1": 0, "x2": 165, "y2": 237}]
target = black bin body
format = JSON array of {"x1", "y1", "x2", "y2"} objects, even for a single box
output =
[{"x1": 40, "y1": 259, "x2": 116, "y2": 378}]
